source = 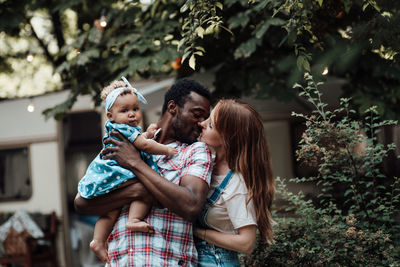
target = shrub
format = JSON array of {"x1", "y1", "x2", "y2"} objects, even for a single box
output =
[{"x1": 244, "y1": 73, "x2": 400, "y2": 266}]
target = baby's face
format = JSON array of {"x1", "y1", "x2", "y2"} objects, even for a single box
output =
[{"x1": 108, "y1": 93, "x2": 142, "y2": 127}]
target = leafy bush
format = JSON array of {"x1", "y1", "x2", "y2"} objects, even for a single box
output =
[{"x1": 244, "y1": 73, "x2": 400, "y2": 266}]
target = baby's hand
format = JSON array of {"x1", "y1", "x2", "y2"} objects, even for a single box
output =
[
  {"x1": 146, "y1": 123, "x2": 158, "y2": 138},
  {"x1": 168, "y1": 147, "x2": 179, "y2": 156}
]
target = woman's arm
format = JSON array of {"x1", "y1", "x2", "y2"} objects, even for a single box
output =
[{"x1": 194, "y1": 225, "x2": 257, "y2": 255}]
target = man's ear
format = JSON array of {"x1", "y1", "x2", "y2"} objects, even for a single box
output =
[
  {"x1": 167, "y1": 100, "x2": 178, "y2": 115},
  {"x1": 106, "y1": 111, "x2": 113, "y2": 121}
]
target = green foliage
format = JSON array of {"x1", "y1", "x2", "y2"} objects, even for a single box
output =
[
  {"x1": 2, "y1": 0, "x2": 400, "y2": 120},
  {"x1": 244, "y1": 73, "x2": 400, "y2": 266},
  {"x1": 0, "y1": 0, "x2": 183, "y2": 117},
  {"x1": 292, "y1": 73, "x2": 400, "y2": 226},
  {"x1": 182, "y1": 0, "x2": 400, "y2": 119},
  {"x1": 244, "y1": 178, "x2": 400, "y2": 266},
  {"x1": 179, "y1": 0, "x2": 225, "y2": 69},
  {"x1": 47, "y1": 0, "x2": 183, "y2": 118}
]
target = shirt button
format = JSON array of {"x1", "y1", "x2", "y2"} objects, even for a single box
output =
[{"x1": 178, "y1": 259, "x2": 184, "y2": 265}]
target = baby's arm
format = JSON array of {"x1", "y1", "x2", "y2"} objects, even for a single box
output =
[
  {"x1": 141, "y1": 123, "x2": 158, "y2": 139},
  {"x1": 134, "y1": 134, "x2": 178, "y2": 156}
]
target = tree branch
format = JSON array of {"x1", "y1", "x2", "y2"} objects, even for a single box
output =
[{"x1": 50, "y1": 10, "x2": 67, "y2": 65}]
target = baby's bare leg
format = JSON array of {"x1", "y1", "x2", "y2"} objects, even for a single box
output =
[
  {"x1": 90, "y1": 209, "x2": 120, "y2": 263},
  {"x1": 126, "y1": 200, "x2": 154, "y2": 233}
]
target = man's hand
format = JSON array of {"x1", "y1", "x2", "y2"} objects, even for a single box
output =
[
  {"x1": 100, "y1": 130, "x2": 210, "y2": 222},
  {"x1": 102, "y1": 130, "x2": 142, "y2": 169}
]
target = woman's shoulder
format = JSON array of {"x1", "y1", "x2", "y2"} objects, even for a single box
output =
[{"x1": 223, "y1": 172, "x2": 248, "y2": 197}]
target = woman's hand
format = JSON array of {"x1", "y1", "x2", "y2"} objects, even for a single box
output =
[
  {"x1": 194, "y1": 227, "x2": 207, "y2": 240},
  {"x1": 102, "y1": 130, "x2": 142, "y2": 169}
]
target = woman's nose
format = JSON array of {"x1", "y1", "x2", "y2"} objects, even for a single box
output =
[{"x1": 199, "y1": 120, "x2": 206, "y2": 128}]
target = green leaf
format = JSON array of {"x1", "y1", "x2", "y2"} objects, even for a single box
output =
[
  {"x1": 182, "y1": 51, "x2": 191, "y2": 63},
  {"x1": 297, "y1": 56, "x2": 305, "y2": 70},
  {"x1": 195, "y1": 46, "x2": 206, "y2": 52},
  {"x1": 255, "y1": 22, "x2": 271, "y2": 39},
  {"x1": 195, "y1": 26, "x2": 205, "y2": 38},
  {"x1": 204, "y1": 24, "x2": 215, "y2": 34},
  {"x1": 189, "y1": 54, "x2": 196, "y2": 70},
  {"x1": 269, "y1": 18, "x2": 287, "y2": 26},
  {"x1": 255, "y1": 18, "x2": 286, "y2": 39},
  {"x1": 253, "y1": 0, "x2": 269, "y2": 11},
  {"x1": 128, "y1": 57, "x2": 150, "y2": 73},
  {"x1": 234, "y1": 38, "x2": 258, "y2": 59},
  {"x1": 151, "y1": 0, "x2": 160, "y2": 17},
  {"x1": 227, "y1": 13, "x2": 250, "y2": 29},
  {"x1": 76, "y1": 49, "x2": 100, "y2": 65},
  {"x1": 180, "y1": 3, "x2": 188, "y2": 13},
  {"x1": 303, "y1": 59, "x2": 311, "y2": 72},
  {"x1": 368, "y1": 0, "x2": 381, "y2": 11}
]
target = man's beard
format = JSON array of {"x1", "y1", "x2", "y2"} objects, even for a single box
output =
[{"x1": 171, "y1": 113, "x2": 200, "y2": 144}]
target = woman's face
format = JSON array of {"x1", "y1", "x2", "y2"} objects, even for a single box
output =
[{"x1": 199, "y1": 109, "x2": 223, "y2": 149}]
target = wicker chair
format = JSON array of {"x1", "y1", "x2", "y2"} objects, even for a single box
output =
[{"x1": 0, "y1": 211, "x2": 58, "y2": 267}]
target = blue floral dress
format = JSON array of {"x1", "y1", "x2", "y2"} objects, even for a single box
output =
[{"x1": 78, "y1": 121, "x2": 159, "y2": 199}]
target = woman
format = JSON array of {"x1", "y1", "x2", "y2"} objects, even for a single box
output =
[{"x1": 195, "y1": 99, "x2": 275, "y2": 266}]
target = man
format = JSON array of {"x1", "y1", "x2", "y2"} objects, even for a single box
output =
[{"x1": 74, "y1": 79, "x2": 212, "y2": 266}]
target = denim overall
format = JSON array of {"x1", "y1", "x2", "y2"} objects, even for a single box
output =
[{"x1": 196, "y1": 170, "x2": 241, "y2": 267}]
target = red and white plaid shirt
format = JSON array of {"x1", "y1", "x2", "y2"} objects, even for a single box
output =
[{"x1": 107, "y1": 141, "x2": 212, "y2": 267}]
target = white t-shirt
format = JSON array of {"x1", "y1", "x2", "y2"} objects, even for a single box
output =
[{"x1": 205, "y1": 172, "x2": 257, "y2": 234}]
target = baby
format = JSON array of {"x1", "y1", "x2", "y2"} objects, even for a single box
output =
[{"x1": 77, "y1": 77, "x2": 177, "y2": 263}]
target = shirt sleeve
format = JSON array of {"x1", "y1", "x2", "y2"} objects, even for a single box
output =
[
  {"x1": 106, "y1": 121, "x2": 141, "y2": 143},
  {"x1": 181, "y1": 142, "x2": 212, "y2": 185},
  {"x1": 225, "y1": 193, "x2": 257, "y2": 230},
  {"x1": 223, "y1": 174, "x2": 257, "y2": 230}
]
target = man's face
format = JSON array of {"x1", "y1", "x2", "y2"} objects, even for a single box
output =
[{"x1": 171, "y1": 92, "x2": 210, "y2": 144}]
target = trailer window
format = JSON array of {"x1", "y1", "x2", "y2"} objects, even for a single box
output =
[{"x1": 0, "y1": 147, "x2": 31, "y2": 201}]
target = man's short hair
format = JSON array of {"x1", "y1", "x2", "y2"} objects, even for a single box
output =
[{"x1": 162, "y1": 79, "x2": 211, "y2": 114}]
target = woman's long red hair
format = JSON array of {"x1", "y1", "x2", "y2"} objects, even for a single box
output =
[{"x1": 214, "y1": 99, "x2": 275, "y2": 242}]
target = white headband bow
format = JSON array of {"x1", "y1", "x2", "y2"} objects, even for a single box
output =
[{"x1": 105, "y1": 76, "x2": 147, "y2": 112}]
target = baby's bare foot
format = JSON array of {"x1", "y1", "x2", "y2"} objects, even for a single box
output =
[
  {"x1": 126, "y1": 218, "x2": 154, "y2": 233},
  {"x1": 90, "y1": 239, "x2": 109, "y2": 263}
]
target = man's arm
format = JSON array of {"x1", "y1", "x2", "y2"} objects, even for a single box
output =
[
  {"x1": 74, "y1": 180, "x2": 149, "y2": 215},
  {"x1": 102, "y1": 131, "x2": 210, "y2": 222}
]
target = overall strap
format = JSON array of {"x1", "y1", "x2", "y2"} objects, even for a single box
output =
[
  {"x1": 197, "y1": 170, "x2": 234, "y2": 229},
  {"x1": 207, "y1": 170, "x2": 234, "y2": 205}
]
